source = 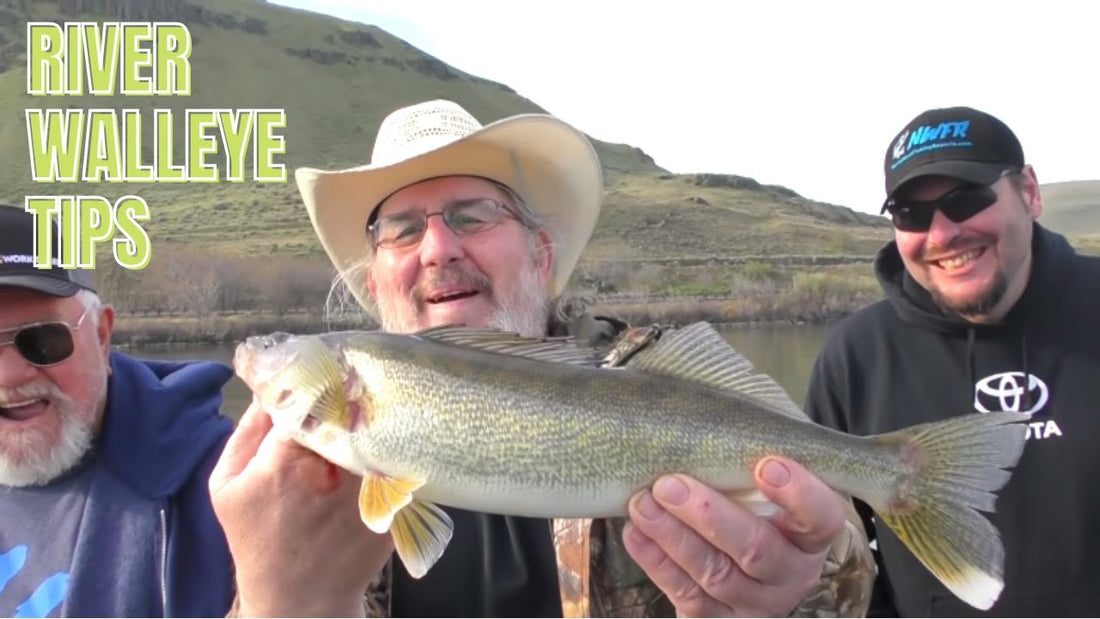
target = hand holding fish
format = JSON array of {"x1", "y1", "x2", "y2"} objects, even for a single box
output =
[
  {"x1": 210, "y1": 400, "x2": 394, "y2": 617},
  {"x1": 623, "y1": 462, "x2": 845, "y2": 617},
  {"x1": 232, "y1": 322, "x2": 1031, "y2": 612}
]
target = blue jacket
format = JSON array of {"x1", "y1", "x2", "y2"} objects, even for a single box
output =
[{"x1": 0, "y1": 352, "x2": 235, "y2": 617}]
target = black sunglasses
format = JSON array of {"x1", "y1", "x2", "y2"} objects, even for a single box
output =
[
  {"x1": 884, "y1": 183, "x2": 1000, "y2": 232},
  {"x1": 1, "y1": 306, "x2": 94, "y2": 367}
]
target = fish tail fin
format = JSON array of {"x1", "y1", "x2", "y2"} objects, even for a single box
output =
[{"x1": 869, "y1": 411, "x2": 1030, "y2": 611}]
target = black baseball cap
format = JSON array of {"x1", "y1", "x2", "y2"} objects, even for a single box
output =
[
  {"x1": 0, "y1": 204, "x2": 96, "y2": 296},
  {"x1": 881, "y1": 106, "x2": 1024, "y2": 212}
]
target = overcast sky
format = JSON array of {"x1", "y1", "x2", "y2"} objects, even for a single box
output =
[{"x1": 269, "y1": 0, "x2": 1098, "y2": 214}]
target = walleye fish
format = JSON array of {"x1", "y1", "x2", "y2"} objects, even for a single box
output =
[{"x1": 234, "y1": 321, "x2": 1029, "y2": 611}]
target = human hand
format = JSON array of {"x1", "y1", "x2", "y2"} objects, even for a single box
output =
[
  {"x1": 623, "y1": 457, "x2": 846, "y2": 617},
  {"x1": 210, "y1": 400, "x2": 394, "y2": 617}
]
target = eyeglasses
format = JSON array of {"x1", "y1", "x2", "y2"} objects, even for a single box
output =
[
  {"x1": 368, "y1": 198, "x2": 523, "y2": 249},
  {"x1": 0, "y1": 305, "x2": 95, "y2": 367},
  {"x1": 884, "y1": 170, "x2": 1017, "y2": 233}
]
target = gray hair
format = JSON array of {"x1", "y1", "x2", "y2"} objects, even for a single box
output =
[
  {"x1": 488, "y1": 179, "x2": 547, "y2": 231},
  {"x1": 488, "y1": 179, "x2": 560, "y2": 272},
  {"x1": 75, "y1": 289, "x2": 103, "y2": 329},
  {"x1": 323, "y1": 261, "x2": 376, "y2": 329},
  {"x1": 330, "y1": 178, "x2": 564, "y2": 325}
]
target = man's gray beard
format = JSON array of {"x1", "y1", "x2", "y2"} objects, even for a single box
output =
[
  {"x1": 931, "y1": 270, "x2": 1009, "y2": 318},
  {"x1": 0, "y1": 379, "x2": 99, "y2": 487},
  {"x1": 484, "y1": 263, "x2": 549, "y2": 338},
  {"x1": 377, "y1": 259, "x2": 549, "y2": 338}
]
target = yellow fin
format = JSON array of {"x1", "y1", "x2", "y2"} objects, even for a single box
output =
[
  {"x1": 357, "y1": 473, "x2": 424, "y2": 534},
  {"x1": 295, "y1": 337, "x2": 350, "y2": 426},
  {"x1": 310, "y1": 380, "x2": 348, "y2": 426},
  {"x1": 870, "y1": 411, "x2": 1030, "y2": 610},
  {"x1": 391, "y1": 499, "x2": 454, "y2": 579}
]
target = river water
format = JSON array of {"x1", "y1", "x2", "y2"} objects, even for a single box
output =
[{"x1": 121, "y1": 323, "x2": 837, "y2": 420}]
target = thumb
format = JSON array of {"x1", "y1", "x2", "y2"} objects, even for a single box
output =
[
  {"x1": 754, "y1": 456, "x2": 845, "y2": 556},
  {"x1": 210, "y1": 399, "x2": 272, "y2": 494}
]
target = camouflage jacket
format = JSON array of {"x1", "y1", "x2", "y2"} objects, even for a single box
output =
[{"x1": 358, "y1": 315, "x2": 875, "y2": 617}]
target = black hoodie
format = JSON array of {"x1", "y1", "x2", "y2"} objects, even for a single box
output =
[{"x1": 805, "y1": 224, "x2": 1100, "y2": 616}]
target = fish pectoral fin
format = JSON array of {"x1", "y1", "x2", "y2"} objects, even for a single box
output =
[
  {"x1": 358, "y1": 472, "x2": 425, "y2": 534},
  {"x1": 391, "y1": 499, "x2": 454, "y2": 579},
  {"x1": 724, "y1": 488, "x2": 781, "y2": 518},
  {"x1": 294, "y1": 337, "x2": 351, "y2": 426},
  {"x1": 310, "y1": 381, "x2": 349, "y2": 426}
]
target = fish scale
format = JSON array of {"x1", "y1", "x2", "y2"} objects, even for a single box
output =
[
  {"x1": 360, "y1": 348, "x2": 778, "y2": 496},
  {"x1": 235, "y1": 321, "x2": 1030, "y2": 609}
]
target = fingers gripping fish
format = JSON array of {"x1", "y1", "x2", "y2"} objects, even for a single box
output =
[{"x1": 234, "y1": 322, "x2": 1029, "y2": 611}]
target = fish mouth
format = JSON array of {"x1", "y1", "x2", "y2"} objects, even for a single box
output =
[
  {"x1": 0, "y1": 398, "x2": 50, "y2": 422},
  {"x1": 233, "y1": 344, "x2": 254, "y2": 381},
  {"x1": 234, "y1": 333, "x2": 296, "y2": 387}
]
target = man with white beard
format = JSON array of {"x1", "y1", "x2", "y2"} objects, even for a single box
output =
[
  {"x1": 211, "y1": 100, "x2": 875, "y2": 617},
  {"x1": 0, "y1": 205, "x2": 236, "y2": 617}
]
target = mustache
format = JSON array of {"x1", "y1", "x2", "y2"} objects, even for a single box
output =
[
  {"x1": 0, "y1": 381, "x2": 67, "y2": 407},
  {"x1": 410, "y1": 265, "x2": 494, "y2": 305},
  {"x1": 920, "y1": 232, "x2": 997, "y2": 260}
]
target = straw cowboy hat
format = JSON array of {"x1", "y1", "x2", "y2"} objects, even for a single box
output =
[{"x1": 295, "y1": 99, "x2": 604, "y2": 311}]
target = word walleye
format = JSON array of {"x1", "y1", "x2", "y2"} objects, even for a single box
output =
[{"x1": 26, "y1": 108, "x2": 287, "y2": 183}]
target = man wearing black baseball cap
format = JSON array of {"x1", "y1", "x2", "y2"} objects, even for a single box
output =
[
  {"x1": 0, "y1": 206, "x2": 97, "y2": 296},
  {"x1": 881, "y1": 105, "x2": 1026, "y2": 213},
  {"x1": 803, "y1": 107, "x2": 1100, "y2": 615},
  {"x1": 0, "y1": 204, "x2": 236, "y2": 616}
]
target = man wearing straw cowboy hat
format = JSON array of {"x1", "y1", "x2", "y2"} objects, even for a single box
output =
[{"x1": 210, "y1": 100, "x2": 874, "y2": 617}]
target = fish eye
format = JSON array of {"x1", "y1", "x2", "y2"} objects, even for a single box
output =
[{"x1": 260, "y1": 332, "x2": 293, "y2": 350}]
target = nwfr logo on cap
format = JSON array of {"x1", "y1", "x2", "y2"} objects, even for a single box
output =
[
  {"x1": 892, "y1": 130, "x2": 910, "y2": 160},
  {"x1": 890, "y1": 120, "x2": 972, "y2": 167}
]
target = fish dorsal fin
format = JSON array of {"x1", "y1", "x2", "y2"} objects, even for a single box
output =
[
  {"x1": 626, "y1": 322, "x2": 809, "y2": 421},
  {"x1": 414, "y1": 326, "x2": 599, "y2": 366}
]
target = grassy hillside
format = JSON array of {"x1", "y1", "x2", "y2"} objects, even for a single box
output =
[
  {"x1": 0, "y1": 0, "x2": 661, "y2": 195},
  {"x1": 1039, "y1": 180, "x2": 1100, "y2": 236},
  {"x1": 590, "y1": 173, "x2": 888, "y2": 261},
  {"x1": 0, "y1": 0, "x2": 896, "y2": 265},
  {"x1": 3, "y1": 0, "x2": 1090, "y2": 268},
  {"x1": 6, "y1": 0, "x2": 1095, "y2": 342}
]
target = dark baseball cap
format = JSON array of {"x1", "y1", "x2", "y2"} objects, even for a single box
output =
[
  {"x1": 881, "y1": 106, "x2": 1024, "y2": 212},
  {"x1": 0, "y1": 204, "x2": 96, "y2": 296}
]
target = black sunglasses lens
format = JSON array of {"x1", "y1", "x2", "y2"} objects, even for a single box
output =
[
  {"x1": 14, "y1": 323, "x2": 75, "y2": 366},
  {"x1": 889, "y1": 185, "x2": 998, "y2": 232},
  {"x1": 941, "y1": 186, "x2": 997, "y2": 223},
  {"x1": 890, "y1": 206, "x2": 933, "y2": 232}
]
